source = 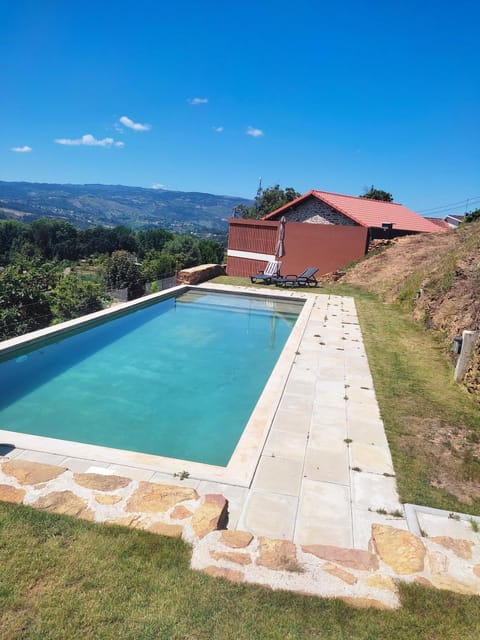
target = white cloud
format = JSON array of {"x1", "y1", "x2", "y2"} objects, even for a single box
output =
[
  {"x1": 213, "y1": 126, "x2": 224, "y2": 133},
  {"x1": 11, "y1": 145, "x2": 32, "y2": 153},
  {"x1": 246, "y1": 126, "x2": 264, "y2": 138},
  {"x1": 119, "y1": 115, "x2": 151, "y2": 131},
  {"x1": 188, "y1": 97, "x2": 208, "y2": 105},
  {"x1": 54, "y1": 134, "x2": 124, "y2": 147},
  {"x1": 151, "y1": 183, "x2": 166, "y2": 190}
]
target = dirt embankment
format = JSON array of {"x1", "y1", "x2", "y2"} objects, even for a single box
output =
[{"x1": 339, "y1": 221, "x2": 480, "y2": 399}]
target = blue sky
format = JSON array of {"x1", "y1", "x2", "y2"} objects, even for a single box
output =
[{"x1": 1, "y1": 0, "x2": 479, "y2": 215}]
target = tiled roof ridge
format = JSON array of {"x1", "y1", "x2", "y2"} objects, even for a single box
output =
[{"x1": 312, "y1": 189, "x2": 404, "y2": 207}]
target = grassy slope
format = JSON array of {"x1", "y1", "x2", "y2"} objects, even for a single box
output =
[{"x1": 1, "y1": 503, "x2": 480, "y2": 640}]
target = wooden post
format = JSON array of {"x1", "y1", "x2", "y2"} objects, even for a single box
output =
[{"x1": 454, "y1": 330, "x2": 480, "y2": 382}]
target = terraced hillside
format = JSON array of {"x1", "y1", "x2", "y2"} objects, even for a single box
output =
[{"x1": 340, "y1": 220, "x2": 480, "y2": 400}]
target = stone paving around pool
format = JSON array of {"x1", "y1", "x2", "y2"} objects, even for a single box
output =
[
  {"x1": 1, "y1": 458, "x2": 480, "y2": 610},
  {"x1": 2, "y1": 290, "x2": 480, "y2": 608}
]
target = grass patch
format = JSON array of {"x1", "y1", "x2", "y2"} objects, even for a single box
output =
[
  {"x1": 212, "y1": 276, "x2": 480, "y2": 513},
  {"x1": 1, "y1": 503, "x2": 480, "y2": 639}
]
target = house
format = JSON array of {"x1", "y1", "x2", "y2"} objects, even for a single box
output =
[
  {"x1": 262, "y1": 190, "x2": 444, "y2": 236},
  {"x1": 227, "y1": 189, "x2": 444, "y2": 278}
]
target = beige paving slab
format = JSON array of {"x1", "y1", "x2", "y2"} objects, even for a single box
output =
[
  {"x1": 16, "y1": 450, "x2": 68, "y2": 466},
  {"x1": 417, "y1": 511, "x2": 480, "y2": 542},
  {"x1": 351, "y1": 471, "x2": 403, "y2": 512},
  {"x1": 346, "y1": 402, "x2": 382, "y2": 424},
  {"x1": 310, "y1": 404, "x2": 347, "y2": 427},
  {"x1": 252, "y1": 456, "x2": 304, "y2": 496},
  {"x1": 106, "y1": 464, "x2": 155, "y2": 481},
  {"x1": 295, "y1": 479, "x2": 353, "y2": 547},
  {"x1": 347, "y1": 418, "x2": 388, "y2": 447},
  {"x1": 304, "y1": 446, "x2": 350, "y2": 485},
  {"x1": 61, "y1": 457, "x2": 111, "y2": 473},
  {"x1": 270, "y1": 408, "x2": 311, "y2": 435},
  {"x1": 349, "y1": 442, "x2": 395, "y2": 475},
  {"x1": 277, "y1": 392, "x2": 313, "y2": 414},
  {"x1": 263, "y1": 429, "x2": 308, "y2": 461},
  {"x1": 239, "y1": 490, "x2": 298, "y2": 540}
]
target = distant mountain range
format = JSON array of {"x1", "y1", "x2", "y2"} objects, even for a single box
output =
[{"x1": 0, "y1": 181, "x2": 252, "y2": 236}]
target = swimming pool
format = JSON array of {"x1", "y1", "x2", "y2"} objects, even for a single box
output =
[{"x1": 0, "y1": 287, "x2": 304, "y2": 468}]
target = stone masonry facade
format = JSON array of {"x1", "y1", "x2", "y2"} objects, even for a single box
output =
[{"x1": 282, "y1": 197, "x2": 359, "y2": 226}]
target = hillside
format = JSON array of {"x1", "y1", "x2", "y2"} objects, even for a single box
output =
[
  {"x1": 339, "y1": 221, "x2": 480, "y2": 399},
  {"x1": 0, "y1": 181, "x2": 251, "y2": 235}
]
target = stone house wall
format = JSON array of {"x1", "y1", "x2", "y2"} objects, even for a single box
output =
[{"x1": 284, "y1": 197, "x2": 359, "y2": 226}]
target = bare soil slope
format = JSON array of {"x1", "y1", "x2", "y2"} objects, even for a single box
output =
[{"x1": 341, "y1": 221, "x2": 480, "y2": 399}]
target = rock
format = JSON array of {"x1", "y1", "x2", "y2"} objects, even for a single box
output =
[
  {"x1": 33, "y1": 491, "x2": 94, "y2": 521},
  {"x1": 426, "y1": 551, "x2": 449, "y2": 575},
  {"x1": 73, "y1": 473, "x2": 131, "y2": 491},
  {"x1": 430, "y1": 536, "x2": 474, "y2": 560},
  {"x1": 202, "y1": 565, "x2": 244, "y2": 583},
  {"x1": 220, "y1": 530, "x2": 254, "y2": 549},
  {"x1": 415, "y1": 576, "x2": 434, "y2": 588},
  {"x1": 148, "y1": 522, "x2": 183, "y2": 538},
  {"x1": 191, "y1": 494, "x2": 228, "y2": 539},
  {"x1": 323, "y1": 563, "x2": 357, "y2": 585},
  {"x1": 431, "y1": 575, "x2": 480, "y2": 596},
  {"x1": 256, "y1": 537, "x2": 300, "y2": 572},
  {"x1": 0, "y1": 484, "x2": 25, "y2": 504},
  {"x1": 473, "y1": 564, "x2": 480, "y2": 578},
  {"x1": 94, "y1": 494, "x2": 122, "y2": 505},
  {"x1": 340, "y1": 597, "x2": 396, "y2": 610},
  {"x1": 209, "y1": 551, "x2": 252, "y2": 566},
  {"x1": 170, "y1": 505, "x2": 193, "y2": 520},
  {"x1": 126, "y1": 482, "x2": 198, "y2": 513},
  {"x1": 2, "y1": 460, "x2": 66, "y2": 485},
  {"x1": 302, "y1": 544, "x2": 378, "y2": 571},
  {"x1": 372, "y1": 524, "x2": 425, "y2": 574},
  {"x1": 364, "y1": 574, "x2": 398, "y2": 593},
  {"x1": 105, "y1": 515, "x2": 144, "y2": 528},
  {"x1": 177, "y1": 264, "x2": 225, "y2": 285}
]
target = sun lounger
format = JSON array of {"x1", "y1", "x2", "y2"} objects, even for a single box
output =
[
  {"x1": 274, "y1": 267, "x2": 319, "y2": 288},
  {"x1": 250, "y1": 260, "x2": 282, "y2": 284}
]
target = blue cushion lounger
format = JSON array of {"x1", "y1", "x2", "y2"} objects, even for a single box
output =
[
  {"x1": 250, "y1": 260, "x2": 282, "y2": 284},
  {"x1": 274, "y1": 267, "x2": 319, "y2": 288}
]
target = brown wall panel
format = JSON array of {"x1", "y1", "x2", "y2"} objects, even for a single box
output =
[{"x1": 226, "y1": 219, "x2": 368, "y2": 278}]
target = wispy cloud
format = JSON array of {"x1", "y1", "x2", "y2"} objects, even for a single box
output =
[
  {"x1": 188, "y1": 97, "x2": 208, "y2": 105},
  {"x1": 246, "y1": 126, "x2": 264, "y2": 138},
  {"x1": 11, "y1": 145, "x2": 32, "y2": 153},
  {"x1": 151, "y1": 183, "x2": 166, "y2": 190},
  {"x1": 213, "y1": 126, "x2": 224, "y2": 133},
  {"x1": 119, "y1": 115, "x2": 151, "y2": 131},
  {"x1": 54, "y1": 134, "x2": 124, "y2": 148}
]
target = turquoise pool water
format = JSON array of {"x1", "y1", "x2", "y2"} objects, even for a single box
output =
[{"x1": 0, "y1": 290, "x2": 303, "y2": 466}]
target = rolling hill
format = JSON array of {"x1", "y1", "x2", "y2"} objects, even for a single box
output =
[{"x1": 0, "y1": 181, "x2": 252, "y2": 235}]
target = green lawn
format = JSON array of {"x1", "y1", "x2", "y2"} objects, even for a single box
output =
[{"x1": 1, "y1": 503, "x2": 480, "y2": 640}]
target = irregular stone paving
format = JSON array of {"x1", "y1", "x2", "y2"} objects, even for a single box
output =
[{"x1": 1, "y1": 459, "x2": 480, "y2": 609}]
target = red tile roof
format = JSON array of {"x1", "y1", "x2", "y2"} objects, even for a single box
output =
[
  {"x1": 425, "y1": 217, "x2": 450, "y2": 230},
  {"x1": 263, "y1": 190, "x2": 445, "y2": 233}
]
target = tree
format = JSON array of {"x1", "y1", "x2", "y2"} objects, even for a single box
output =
[
  {"x1": 238, "y1": 185, "x2": 301, "y2": 219},
  {"x1": 0, "y1": 264, "x2": 56, "y2": 339},
  {"x1": 464, "y1": 208, "x2": 480, "y2": 224},
  {"x1": 360, "y1": 186, "x2": 394, "y2": 202},
  {"x1": 162, "y1": 236, "x2": 202, "y2": 269},
  {"x1": 140, "y1": 251, "x2": 176, "y2": 281},
  {"x1": 51, "y1": 275, "x2": 104, "y2": 322},
  {"x1": 103, "y1": 251, "x2": 145, "y2": 300}
]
